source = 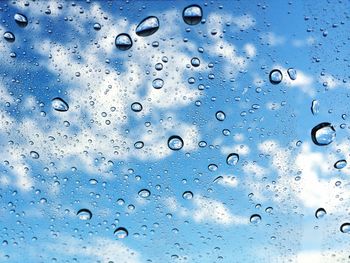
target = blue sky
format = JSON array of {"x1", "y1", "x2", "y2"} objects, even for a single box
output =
[{"x1": 1, "y1": 0, "x2": 350, "y2": 262}]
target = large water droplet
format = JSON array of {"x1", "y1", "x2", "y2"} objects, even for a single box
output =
[
  {"x1": 269, "y1": 69, "x2": 283, "y2": 84},
  {"x1": 3, "y1": 32, "x2": 15, "y2": 42},
  {"x1": 311, "y1": 100, "x2": 319, "y2": 115},
  {"x1": 168, "y1": 135, "x2": 184, "y2": 151},
  {"x1": 182, "y1": 191, "x2": 193, "y2": 200},
  {"x1": 287, "y1": 68, "x2": 297, "y2": 80},
  {"x1": 114, "y1": 227, "x2": 128, "y2": 238},
  {"x1": 30, "y1": 151, "x2": 39, "y2": 159},
  {"x1": 51, "y1": 97, "x2": 69, "y2": 112},
  {"x1": 134, "y1": 141, "x2": 144, "y2": 149},
  {"x1": 315, "y1": 208, "x2": 326, "y2": 219},
  {"x1": 250, "y1": 214, "x2": 261, "y2": 224},
  {"x1": 77, "y1": 209, "x2": 92, "y2": 220},
  {"x1": 311, "y1": 122, "x2": 336, "y2": 146},
  {"x1": 131, "y1": 102, "x2": 143, "y2": 112},
  {"x1": 191, "y1": 57, "x2": 200, "y2": 67},
  {"x1": 340, "y1": 223, "x2": 350, "y2": 233},
  {"x1": 334, "y1": 159, "x2": 347, "y2": 169},
  {"x1": 226, "y1": 153, "x2": 239, "y2": 166},
  {"x1": 215, "y1": 111, "x2": 226, "y2": 121},
  {"x1": 136, "y1": 16, "x2": 159, "y2": 37},
  {"x1": 208, "y1": 163, "x2": 218, "y2": 172},
  {"x1": 138, "y1": 189, "x2": 151, "y2": 198},
  {"x1": 183, "y1": 5, "x2": 203, "y2": 25},
  {"x1": 152, "y1": 78, "x2": 164, "y2": 89},
  {"x1": 93, "y1": 23, "x2": 101, "y2": 30},
  {"x1": 14, "y1": 13, "x2": 28, "y2": 27},
  {"x1": 115, "y1": 33, "x2": 132, "y2": 51}
]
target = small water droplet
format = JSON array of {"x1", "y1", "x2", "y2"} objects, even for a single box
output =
[
  {"x1": 208, "y1": 163, "x2": 218, "y2": 172},
  {"x1": 89, "y1": 179, "x2": 98, "y2": 185},
  {"x1": 131, "y1": 102, "x2": 143, "y2": 112},
  {"x1": 226, "y1": 153, "x2": 239, "y2": 166},
  {"x1": 152, "y1": 78, "x2": 164, "y2": 89},
  {"x1": 265, "y1": 207, "x2": 273, "y2": 213},
  {"x1": 51, "y1": 98, "x2": 69, "y2": 112},
  {"x1": 191, "y1": 57, "x2": 200, "y2": 67},
  {"x1": 3, "y1": 32, "x2": 15, "y2": 42},
  {"x1": 183, "y1": 5, "x2": 203, "y2": 25},
  {"x1": 334, "y1": 159, "x2": 347, "y2": 169},
  {"x1": 30, "y1": 151, "x2": 39, "y2": 159},
  {"x1": 182, "y1": 191, "x2": 193, "y2": 200},
  {"x1": 250, "y1": 214, "x2": 261, "y2": 224},
  {"x1": 134, "y1": 141, "x2": 144, "y2": 149},
  {"x1": 93, "y1": 23, "x2": 101, "y2": 30},
  {"x1": 114, "y1": 227, "x2": 128, "y2": 238},
  {"x1": 269, "y1": 69, "x2": 283, "y2": 84},
  {"x1": 115, "y1": 33, "x2": 132, "y2": 51},
  {"x1": 215, "y1": 111, "x2": 226, "y2": 121},
  {"x1": 136, "y1": 16, "x2": 159, "y2": 37},
  {"x1": 311, "y1": 122, "x2": 336, "y2": 146},
  {"x1": 168, "y1": 135, "x2": 184, "y2": 151},
  {"x1": 287, "y1": 68, "x2": 297, "y2": 80},
  {"x1": 340, "y1": 223, "x2": 350, "y2": 233},
  {"x1": 311, "y1": 100, "x2": 320, "y2": 115},
  {"x1": 77, "y1": 209, "x2": 92, "y2": 220},
  {"x1": 138, "y1": 189, "x2": 151, "y2": 198},
  {"x1": 315, "y1": 208, "x2": 326, "y2": 219},
  {"x1": 14, "y1": 13, "x2": 28, "y2": 27}
]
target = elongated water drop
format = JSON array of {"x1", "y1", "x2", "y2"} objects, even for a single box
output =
[
  {"x1": 287, "y1": 68, "x2": 297, "y2": 80},
  {"x1": 311, "y1": 100, "x2": 319, "y2": 115},
  {"x1": 3, "y1": 32, "x2": 15, "y2": 42},
  {"x1": 51, "y1": 98, "x2": 69, "y2": 112},
  {"x1": 136, "y1": 16, "x2": 159, "y2": 37},
  {"x1": 14, "y1": 13, "x2": 28, "y2": 27},
  {"x1": 334, "y1": 159, "x2": 347, "y2": 169}
]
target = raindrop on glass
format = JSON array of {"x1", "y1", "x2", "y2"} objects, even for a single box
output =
[
  {"x1": 134, "y1": 141, "x2": 144, "y2": 149},
  {"x1": 138, "y1": 189, "x2": 151, "y2": 198},
  {"x1": 114, "y1": 227, "x2": 128, "y2": 238},
  {"x1": 182, "y1": 191, "x2": 193, "y2": 200},
  {"x1": 215, "y1": 111, "x2": 226, "y2": 121},
  {"x1": 191, "y1": 57, "x2": 200, "y2": 67},
  {"x1": 340, "y1": 223, "x2": 350, "y2": 233},
  {"x1": 131, "y1": 102, "x2": 143, "y2": 112},
  {"x1": 311, "y1": 122, "x2": 336, "y2": 146},
  {"x1": 30, "y1": 151, "x2": 39, "y2": 159},
  {"x1": 93, "y1": 23, "x2": 101, "y2": 30},
  {"x1": 311, "y1": 100, "x2": 320, "y2": 115},
  {"x1": 226, "y1": 153, "x2": 239, "y2": 166},
  {"x1": 51, "y1": 97, "x2": 69, "y2": 112},
  {"x1": 315, "y1": 208, "x2": 326, "y2": 219},
  {"x1": 183, "y1": 5, "x2": 203, "y2": 25},
  {"x1": 167, "y1": 135, "x2": 184, "y2": 151},
  {"x1": 14, "y1": 13, "x2": 28, "y2": 27},
  {"x1": 208, "y1": 163, "x2": 218, "y2": 172},
  {"x1": 3, "y1": 32, "x2": 15, "y2": 42},
  {"x1": 287, "y1": 68, "x2": 297, "y2": 80},
  {"x1": 115, "y1": 33, "x2": 132, "y2": 51},
  {"x1": 250, "y1": 214, "x2": 261, "y2": 224},
  {"x1": 136, "y1": 16, "x2": 159, "y2": 37},
  {"x1": 269, "y1": 69, "x2": 283, "y2": 84},
  {"x1": 152, "y1": 78, "x2": 164, "y2": 89},
  {"x1": 334, "y1": 159, "x2": 347, "y2": 169},
  {"x1": 77, "y1": 209, "x2": 92, "y2": 220}
]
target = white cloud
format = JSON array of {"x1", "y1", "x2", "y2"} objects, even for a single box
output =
[{"x1": 260, "y1": 32, "x2": 285, "y2": 46}]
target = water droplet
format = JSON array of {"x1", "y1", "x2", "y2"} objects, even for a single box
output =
[
  {"x1": 334, "y1": 159, "x2": 347, "y2": 169},
  {"x1": 89, "y1": 179, "x2": 98, "y2": 185},
  {"x1": 168, "y1": 135, "x2": 184, "y2": 151},
  {"x1": 340, "y1": 223, "x2": 350, "y2": 233},
  {"x1": 138, "y1": 189, "x2": 151, "y2": 198},
  {"x1": 77, "y1": 209, "x2": 92, "y2": 220},
  {"x1": 131, "y1": 102, "x2": 143, "y2": 112},
  {"x1": 287, "y1": 68, "x2": 297, "y2": 80},
  {"x1": 208, "y1": 164, "x2": 218, "y2": 172},
  {"x1": 93, "y1": 23, "x2": 101, "y2": 30},
  {"x1": 311, "y1": 100, "x2": 320, "y2": 115},
  {"x1": 115, "y1": 33, "x2": 132, "y2": 51},
  {"x1": 311, "y1": 122, "x2": 336, "y2": 146},
  {"x1": 152, "y1": 78, "x2": 164, "y2": 89},
  {"x1": 14, "y1": 13, "x2": 28, "y2": 27},
  {"x1": 265, "y1": 207, "x2": 273, "y2": 213},
  {"x1": 30, "y1": 151, "x2": 39, "y2": 159},
  {"x1": 215, "y1": 111, "x2": 226, "y2": 121},
  {"x1": 3, "y1": 32, "x2": 15, "y2": 42},
  {"x1": 250, "y1": 214, "x2": 261, "y2": 224},
  {"x1": 134, "y1": 141, "x2": 144, "y2": 149},
  {"x1": 136, "y1": 16, "x2": 159, "y2": 37},
  {"x1": 315, "y1": 208, "x2": 326, "y2": 219},
  {"x1": 191, "y1": 57, "x2": 200, "y2": 67},
  {"x1": 114, "y1": 227, "x2": 128, "y2": 238},
  {"x1": 183, "y1": 5, "x2": 203, "y2": 25},
  {"x1": 182, "y1": 191, "x2": 193, "y2": 200},
  {"x1": 226, "y1": 153, "x2": 239, "y2": 166},
  {"x1": 51, "y1": 98, "x2": 69, "y2": 112},
  {"x1": 269, "y1": 69, "x2": 283, "y2": 84}
]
